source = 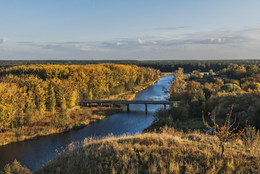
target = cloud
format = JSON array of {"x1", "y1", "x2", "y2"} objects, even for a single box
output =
[
  {"x1": 155, "y1": 25, "x2": 260, "y2": 48},
  {"x1": 17, "y1": 41, "x2": 114, "y2": 53},
  {"x1": 137, "y1": 38, "x2": 146, "y2": 44},
  {"x1": 13, "y1": 24, "x2": 260, "y2": 59},
  {"x1": 18, "y1": 26, "x2": 259, "y2": 52},
  {"x1": 116, "y1": 42, "x2": 127, "y2": 46},
  {"x1": 98, "y1": 25, "x2": 260, "y2": 51},
  {"x1": 0, "y1": 38, "x2": 8, "y2": 44},
  {"x1": 155, "y1": 26, "x2": 191, "y2": 30}
]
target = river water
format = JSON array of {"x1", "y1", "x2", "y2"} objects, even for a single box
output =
[{"x1": 0, "y1": 74, "x2": 173, "y2": 172}]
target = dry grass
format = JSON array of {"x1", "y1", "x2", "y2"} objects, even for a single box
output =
[{"x1": 35, "y1": 127, "x2": 260, "y2": 174}]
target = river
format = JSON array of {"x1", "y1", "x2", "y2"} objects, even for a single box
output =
[{"x1": 0, "y1": 74, "x2": 173, "y2": 172}]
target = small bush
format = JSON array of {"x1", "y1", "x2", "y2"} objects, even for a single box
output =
[
  {"x1": 0, "y1": 159, "x2": 30, "y2": 174},
  {"x1": 202, "y1": 105, "x2": 244, "y2": 157},
  {"x1": 51, "y1": 110, "x2": 71, "y2": 128},
  {"x1": 241, "y1": 124, "x2": 260, "y2": 150}
]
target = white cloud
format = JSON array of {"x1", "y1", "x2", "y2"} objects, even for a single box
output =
[
  {"x1": 210, "y1": 38, "x2": 222, "y2": 43},
  {"x1": 0, "y1": 38, "x2": 8, "y2": 44},
  {"x1": 116, "y1": 42, "x2": 127, "y2": 46},
  {"x1": 12, "y1": 24, "x2": 260, "y2": 59},
  {"x1": 137, "y1": 38, "x2": 145, "y2": 44},
  {"x1": 155, "y1": 26, "x2": 191, "y2": 30}
]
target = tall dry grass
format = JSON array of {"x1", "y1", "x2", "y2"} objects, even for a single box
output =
[{"x1": 35, "y1": 127, "x2": 259, "y2": 174}]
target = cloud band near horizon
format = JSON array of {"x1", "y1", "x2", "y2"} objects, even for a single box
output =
[{"x1": 1, "y1": 25, "x2": 260, "y2": 60}]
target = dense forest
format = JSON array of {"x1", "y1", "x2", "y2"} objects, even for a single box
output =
[
  {"x1": 0, "y1": 64, "x2": 159, "y2": 132},
  {"x1": 163, "y1": 63, "x2": 260, "y2": 129},
  {"x1": 1, "y1": 59, "x2": 260, "y2": 72}
]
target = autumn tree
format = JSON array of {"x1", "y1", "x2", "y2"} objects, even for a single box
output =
[
  {"x1": 69, "y1": 90, "x2": 78, "y2": 108},
  {"x1": 169, "y1": 68, "x2": 187, "y2": 100},
  {"x1": 48, "y1": 86, "x2": 56, "y2": 113},
  {"x1": 0, "y1": 63, "x2": 160, "y2": 129},
  {"x1": 186, "y1": 81, "x2": 200, "y2": 95}
]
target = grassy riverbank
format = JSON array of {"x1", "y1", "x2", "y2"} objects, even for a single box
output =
[
  {"x1": 0, "y1": 107, "x2": 120, "y2": 146},
  {"x1": 0, "y1": 76, "x2": 162, "y2": 146},
  {"x1": 35, "y1": 127, "x2": 260, "y2": 174},
  {"x1": 144, "y1": 117, "x2": 206, "y2": 133}
]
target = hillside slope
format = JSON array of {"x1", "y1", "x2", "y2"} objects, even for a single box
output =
[{"x1": 36, "y1": 128, "x2": 259, "y2": 174}]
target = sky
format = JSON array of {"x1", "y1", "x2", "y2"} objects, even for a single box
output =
[{"x1": 0, "y1": 0, "x2": 260, "y2": 60}]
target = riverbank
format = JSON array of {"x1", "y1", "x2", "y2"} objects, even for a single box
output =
[
  {"x1": 0, "y1": 75, "x2": 162, "y2": 146},
  {"x1": 102, "y1": 72, "x2": 170, "y2": 101},
  {"x1": 144, "y1": 117, "x2": 206, "y2": 133},
  {"x1": 0, "y1": 107, "x2": 122, "y2": 146}
]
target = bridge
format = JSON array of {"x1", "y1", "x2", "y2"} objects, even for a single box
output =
[{"x1": 79, "y1": 100, "x2": 179, "y2": 114}]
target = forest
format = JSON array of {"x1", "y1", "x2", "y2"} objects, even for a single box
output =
[
  {"x1": 1, "y1": 61, "x2": 259, "y2": 173},
  {"x1": 0, "y1": 64, "x2": 160, "y2": 145},
  {"x1": 156, "y1": 63, "x2": 260, "y2": 130},
  {"x1": 1, "y1": 59, "x2": 260, "y2": 72}
]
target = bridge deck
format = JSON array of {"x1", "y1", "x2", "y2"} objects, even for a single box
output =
[{"x1": 79, "y1": 100, "x2": 177, "y2": 105}]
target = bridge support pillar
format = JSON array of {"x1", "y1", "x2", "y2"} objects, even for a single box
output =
[
  {"x1": 145, "y1": 104, "x2": 148, "y2": 114},
  {"x1": 127, "y1": 104, "x2": 130, "y2": 112}
]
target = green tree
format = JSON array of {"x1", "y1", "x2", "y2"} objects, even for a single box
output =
[{"x1": 221, "y1": 83, "x2": 241, "y2": 92}]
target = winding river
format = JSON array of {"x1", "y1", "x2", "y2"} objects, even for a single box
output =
[{"x1": 0, "y1": 74, "x2": 173, "y2": 172}]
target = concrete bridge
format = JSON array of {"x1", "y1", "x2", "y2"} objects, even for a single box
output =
[{"x1": 79, "y1": 100, "x2": 179, "y2": 114}]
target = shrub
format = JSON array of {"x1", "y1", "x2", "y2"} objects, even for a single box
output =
[
  {"x1": 52, "y1": 110, "x2": 71, "y2": 128},
  {"x1": 221, "y1": 83, "x2": 241, "y2": 92},
  {"x1": 202, "y1": 105, "x2": 244, "y2": 157},
  {"x1": 0, "y1": 159, "x2": 30, "y2": 174},
  {"x1": 241, "y1": 124, "x2": 260, "y2": 150}
]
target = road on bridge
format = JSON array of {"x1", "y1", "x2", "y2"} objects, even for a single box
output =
[{"x1": 79, "y1": 100, "x2": 179, "y2": 114}]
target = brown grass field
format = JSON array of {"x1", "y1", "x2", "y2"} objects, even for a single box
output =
[{"x1": 35, "y1": 127, "x2": 259, "y2": 174}]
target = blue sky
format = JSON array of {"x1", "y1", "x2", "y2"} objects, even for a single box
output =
[{"x1": 0, "y1": 0, "x2": 260, "y2": 60}]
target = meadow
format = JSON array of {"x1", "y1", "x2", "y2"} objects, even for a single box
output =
[{"x1": 35, "y1": 127, "x2": 259, "y2": 174}]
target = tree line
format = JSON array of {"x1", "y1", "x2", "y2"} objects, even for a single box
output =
[
  {"x1": 167, "y1": 63, "x2": 260, "y2": 129},
  {"x1": 0, "y1": 64, "x2": 160, "y2": 131},
  {"x1": 1, "y1": 59, "x2": 260, "y2": 73}
]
